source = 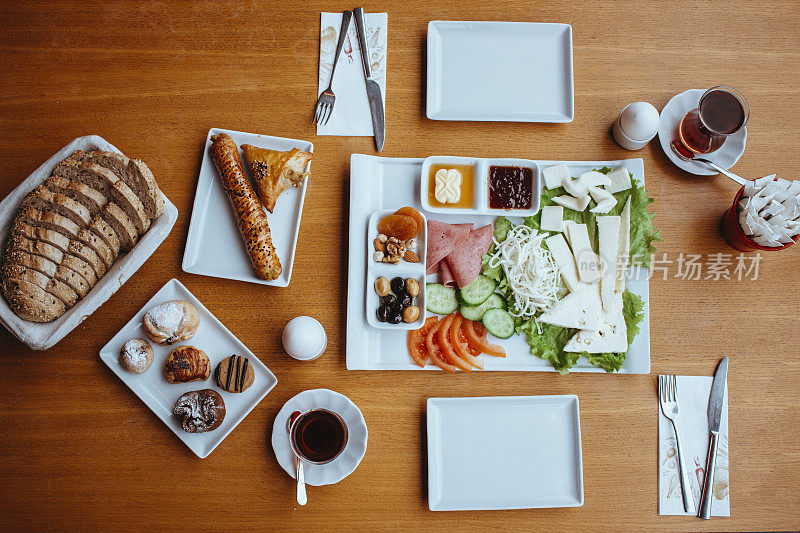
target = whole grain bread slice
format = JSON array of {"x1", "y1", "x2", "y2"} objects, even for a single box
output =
[
  {"x1": 11, "y1": 220, "x2": 70, "y2": 253},
  {"x1": 6, "y1": 233, "x2": 64, "y2": 265},
  {"x1": 60, "y1": 254, "x2": 97, "y2": 287},
  {"x1": 61, "y1": 150, "x2": 164, "y2": 219},
  {"x1": 23, "y1": 186, "x2": 91, "y2": 228},
  {"x1": 54, "y1": 264, "x2": 90, "y2": 297},
  {"x1": 76, "y1": 227, "x2": 115, "y2": 269},
  {"x1": 45, "y1": 175, "x2": 107, "y2": 214},
  {"x1": 1, "y1": 263, "x2": 78, "y2": 308},
  {"x1": 88, "y1": 215, "x2": 121, "y2": 257},
  {"x1": 2, "y1": 249, "x2": 58, "y2": 278},
  {"x1": 15, "y1": 205, "x2": 81, "y2": 240},
  {"x1": 66, "y1": 240, "x2": 106, "y2": 278},
  {"x1": 1, "y1": 277, "x2": 65, "y2": 322},
  {"x1": 101, "y1": 202, "x2": 138, "y2": 251}
]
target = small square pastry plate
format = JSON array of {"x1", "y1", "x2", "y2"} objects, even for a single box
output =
[
  {"x1": 365, "y1": 209, "x2": 427, "y2": 330},
  {"x1": 427, "y1": 395, "x2": 583, "y2": 511},
  {"x1": 182, "y1": 128, "x2": 313, "y2": 287},
  {"x1": 420, "y1": 156, "x2": 541, "y2": 217},
  {"x1": 426, "y1": 21, "x2": 574, "y2": 122},
  {"x1": 99, "y1": 278, "x2": 278, "y2": 458}
]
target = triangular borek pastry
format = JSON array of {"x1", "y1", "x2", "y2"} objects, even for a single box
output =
[{"x1": 241, "y1": 144, "x2": 312, "y2": 213}]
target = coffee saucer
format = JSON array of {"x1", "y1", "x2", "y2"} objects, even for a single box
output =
[
  {"x1": 658, "y1": 88, "x2": 747, "y2": 176},
  {"x1": 271, "y1": 389, "x2": 368, "y2": 486}
]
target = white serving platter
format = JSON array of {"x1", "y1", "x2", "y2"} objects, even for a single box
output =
[
  {"x1": 426, "y1": 21, "x2": 574, "y2": 122},
  {"x1": 427, "y1": 395, "x2": 583, "y2": 511},
  {"x1": 99, "y1": 278, "x2": 278, "y2": 458},
  {"x1": 0, "y1": 135, "x2": 178, "y2": 350},
  {"x1": 365, "y1": 209, "x2": 427, "y2": 330},
  {"x1": 420, "y1": 156, "x2": 541, "y2": 217},
  {"x1": 182, "y1": 128, "x2": 312, "y2": 287},
  {"x1": 346, "y1": 154, "x2": 650, "y2": 373}
]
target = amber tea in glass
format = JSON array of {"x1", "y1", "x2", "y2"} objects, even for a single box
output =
[{"x1": 675, "y1": 86, "x2": 749, "y2": 155}]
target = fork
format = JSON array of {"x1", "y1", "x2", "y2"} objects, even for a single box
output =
[
  {"x1": 659, "y1": 374, "x2": 696, "y2": 514},
  {"x1": 313, "y1": 10, "x2": 352, "y2": 126}
]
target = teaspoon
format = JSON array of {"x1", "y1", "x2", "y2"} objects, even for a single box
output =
[
  {"x1": 670, "y1": 140, "x2": 749, "y2": 186},
  {"x1": 287, "y1": 411, "x2": 307, "y2": 505}
]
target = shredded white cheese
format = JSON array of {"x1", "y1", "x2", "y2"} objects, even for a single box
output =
[{"x1": 487, "y1": 225, "x2": 561, "y2": 319}]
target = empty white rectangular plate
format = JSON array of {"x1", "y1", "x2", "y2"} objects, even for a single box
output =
[
  {"x1": 426, "y1": 21, "x2": 574, "y2": 122},
  {"x1": 99, "y1": 278, "x2": 278, "y2": 458},
  {"x1": 182, "y1": 128, "x2": 312, "y2": 287},
  {"x1": 427, "y1": 395, "x2": 583, "y2": 511}
]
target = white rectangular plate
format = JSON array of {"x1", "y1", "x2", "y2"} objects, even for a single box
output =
[
  {"x1": 99, "y1": 278, "x2": 278, "y2": 458},
  {"x1": 182, "y1": 128, "x2": 313, "y2": 287},
  {"x1": 346, "y1": 154, "x2": 650, "y2": 373},
  {"x1": 426, "y1": 21, "x2": 574, "y2": 122},
  {"x1": 427, "y1": 395, "x2": 583, "y2": 511},
  {"x1": 0, "y1": 135, "x2": 178, "y2": 350}
]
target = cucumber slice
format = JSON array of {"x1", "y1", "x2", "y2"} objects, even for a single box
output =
[
  {"x1": 460, "y1": 293, "x2": 506, "y2": 322},
  {"x1": 457, "y1": 275, "x2": 497, "y2": 306},
  {"x1": 481, "y1": 308, "x2": 515, "y2": 339},
  {"x1": 425, "y1": 283, "x2": 458, "y2": 315}
]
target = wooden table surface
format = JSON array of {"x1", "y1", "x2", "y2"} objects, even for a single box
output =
[{"x1": 1, "y1": 1, "x2": 799, "y2": 531}]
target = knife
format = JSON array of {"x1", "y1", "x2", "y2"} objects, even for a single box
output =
[
  {"x1": 352, "y1": 7, "x2": 385, "y2": 151},
  {"x1": 698, "y1": 357, "x2": 728, "y2": 519}
]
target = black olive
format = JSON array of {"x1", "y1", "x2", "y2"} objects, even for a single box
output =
[
  {"x1": 390, "y1": 277, "x2": 406, "y2": 295},
  {"x1": 399, "y1": 293, "x2": 412, "y2": 308},
  {"x1": 376, "y1": 306, "x2": 389, "y2": 322},
  {"x1": 387, "y1": 310, "x2": 403, "y2": 324},
  {"x1": 381, "y1": 294, "x2": 397, "y2": 306},
  {"x1": 390, "y1": 302, "x2": 403, "y2": 315}
]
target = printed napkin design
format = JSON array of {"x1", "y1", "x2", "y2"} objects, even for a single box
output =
[
  {"x1": 658, "y1": 376, "x2": 730, "y2": 516},
  {"x1": 317, "y1": 12, "x2": 387, "y2": 136}
]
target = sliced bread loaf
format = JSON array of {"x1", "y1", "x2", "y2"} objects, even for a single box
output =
[
  {"x1": 60, "y1": 254, "x2": 97, "y2": 287},
  {"x1": 6, "y1": 233, "x2": 64, "y2": 265},
  {"x1": 54, "y1": 265, "x2": 90, "y2": 297},
  {"x1": 15, "y1": 205, "x2": 81, "y2": 240},
  {"x1": 88, "y1": 215, "x2": 121, "y2": 256},
  {"x1": 11, "y1": 220, "x2": 70, "y2": 253},
  {"x1": 2, "y1": 249, "x2": 58, "y2": 278},
  {"x1": 66, "y1": 240, "x2": 106, "y2": 278},
  {"x1": 1, "y1": 263, "x2": 78, "y2": 309},
  {"x1": 76, "y1": 227, "x2": 115, "y2": 269},
  {"x1": 23, "y1": 186, "x2": 91, "y2": 227},
  {"x1": 45, "y1": 175, "x2": 107, "y2": 214},
  {"x1": 1, "y1": 277, "x2": 65, "y2": 322},
  {"x1": 101, "y1": 202, "x2": 138, "y2": 251}
]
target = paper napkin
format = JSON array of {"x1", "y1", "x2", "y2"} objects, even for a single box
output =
[
  {"x1": 658, "y1": 376, "x2": 730, "y2": 516},
  {"x1": 317, "y1": 12, "x2": 387, "y2": 136}
]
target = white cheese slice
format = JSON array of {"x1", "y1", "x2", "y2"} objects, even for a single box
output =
[
  {"x1": 539, "y1": 285, "x2": 603, "y2": 331},
  {"x1": 579, "y1": 170, "x2": 612, "y2": 188},
  {"x1": 543, "y1": 164, "x2": 571, "y2": 190},
  {"x1": 590, "y1": 198, "x2": 617, "y2": 214},
  {"x1": 567, "y1": 223, "x2": 601, "y2": 283},
  {"x1": 754, "y1": 174, "x2": 776, "y2": 188},
  {"x1": 545, "y1": 234, "x2": 589, "y2": 293},
  {"x1": 553, "y1": 194, "x2": 590, "y2": 212},
  {"x1": 605, "y1": 168, "x2": 633, "y2": 194},
  {"x1": 588, "y1": 186, "x2": 615, "y2": 205},
  {"x1": 563, "y1": 177, "x2": 589, "y2": 198},
  {"x1": 540, "y1": 205, "x2": 564, "y2": 232},
  {"x1": 615, "y1": 197, "x2": 631, "y2": 291},
  {"x1": 789, "y1": 180, "x2": 800, "y2": 196},
  {"x1": 596, "y1": 215, "x2": 621, "y2": 311},
  {"x1": 564, "y1": 291, "x2": 628, "y2": 353},
  {"x1": 562, "y1": 220, "x2": 577, "y2": 245}
]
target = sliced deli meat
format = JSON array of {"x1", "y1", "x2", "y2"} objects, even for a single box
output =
[
  {"x1": 443, "y1": 224, "x2": 493, "y2": 288},
  {"x1": 425, "y1": 220, "x2": 471, "y2": 270},
  {"x1": 439, "y1": 260, "x2": 456, "y2": 288}
]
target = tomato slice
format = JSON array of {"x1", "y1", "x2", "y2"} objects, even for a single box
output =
[
  {"x1": 425, "y1": 318, "x2": 458, "y2": 373},
  {"x1": 472, "y1": 321, "x2": 488, "y2": 337},
  {"x1": 450, "y1": 314, "x2": 483, "y2": 369},
  {"x1": 437, "y1": 313, "x2": 473, "y2": 372},
  {"x1": 407, "y1": 316, "x2": 438, "y2": 367},
  {"x1": 464, "y1": 319, "x2": 506, "y2": 357}
]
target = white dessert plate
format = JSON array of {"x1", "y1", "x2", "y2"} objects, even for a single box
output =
[
  {"x1": 365, "y1": 209, "x2": 427, "y2": 330},
  {"x1": 658, "y1": 89, "x2": 747, "y2": 176},
  {"x1": 0, "y1": 135, "x2": 178, "y2": 350},
  {"x1": 99, "y1": 278, "x2": 278, "y2": 458},
  {"x1": 346, "y1": 154, "x2": 651, "y2": 373},
  {"x1": 182, "y1": 128, "x2": 313, "y2": 287},
  {"x1": 426, "y1": 21, "x2": 574, "y2": 122},
  {"x1": 420, "y1": 156, "x2": 541, "y2": 217},
  {"x1": 427, "y1": 395, "x2": 583, "y2": 511},
  {"x1": 271, "y1": 389, "x2": 368, "y2": 486}
]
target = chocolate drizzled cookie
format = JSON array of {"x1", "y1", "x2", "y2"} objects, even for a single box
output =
[{"x1": 215, "y1": 355, "x2": 254, "y2": 393}]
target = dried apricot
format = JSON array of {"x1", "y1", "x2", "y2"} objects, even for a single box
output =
[
  {"x1": 394, "y1": 207, "x2": 424, "y2": 235},
  {"x1": 377, "y1": 214, "x2": 418, "y2": 241}
]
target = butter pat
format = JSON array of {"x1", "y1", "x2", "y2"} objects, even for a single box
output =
[{"x1": 434, "y1": 168, "x2": 463, "y2": 204}]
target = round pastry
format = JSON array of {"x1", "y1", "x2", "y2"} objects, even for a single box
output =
[
  {"x1": 164, "y1": 345, "x2": 210, "y2": 384},
  {"x1": 119, "y1": 339, "x2": 154, "y2": 374},
  {"x1": 215, "y1": 355, "x2": 255, "y2": 393},
  {"x1": 173, "y1": 389, "x2": 226, "y2": 433},
  {"x1": 143, "y1": 299, "x2": 199, "y2": 345}
]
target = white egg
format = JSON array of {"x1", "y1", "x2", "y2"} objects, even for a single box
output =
[
  {"x1": 282, "y1": 316, "x2": 327, "y2": 361},
  {"x1": 619, "y1": 101, "x2": 660, "y2": 141}
]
